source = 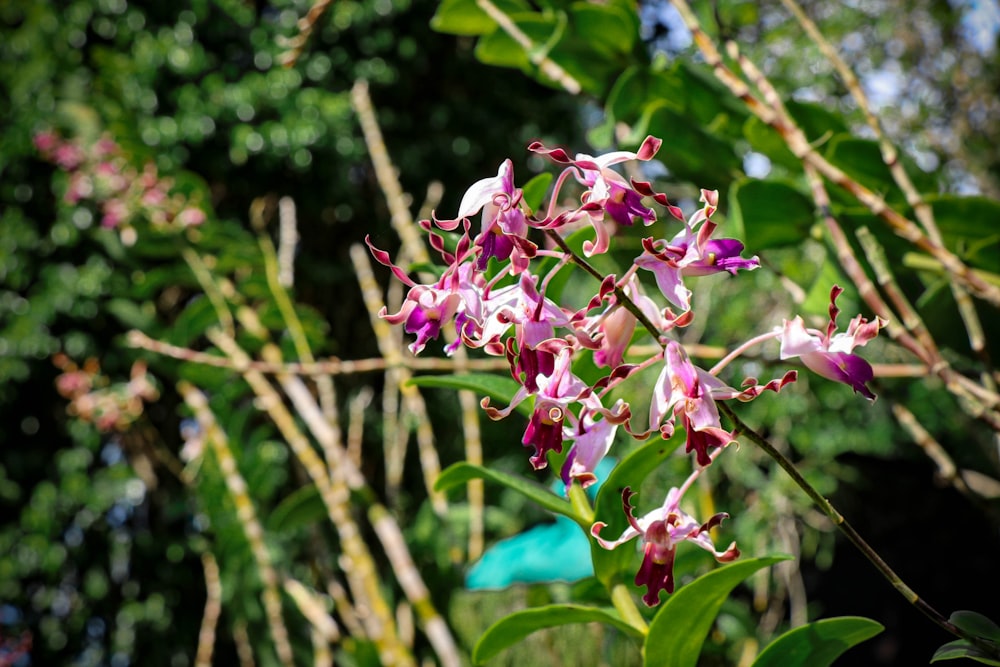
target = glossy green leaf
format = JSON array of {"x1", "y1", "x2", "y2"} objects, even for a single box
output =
[
  {"x1": 434, "y1": 462, "x2": 584, "y2": 524},
  {"x1": 605, "y1": 66, "x2": 684, "y2": 126},
  {"x1": 633, "y1": 102, "x2": 742, "y2": 190},
  {"x1": 751, "y1": 616, "x2": 884, "y2": 667},
  {"x1": 824, "y1": 135, "x2": 937, "y2": 206},
  {"x1": 932, "y1": 640, "x2": 1000, "y2": 665},
  {"x1": 569, "y1": 2, "x2": 636, "y2": 57},
  {"x1": 643, "y1": 555, "x2": 793, "y2": 667},
  {"x1": 472, "y1": 604, "x2": 643, "y2": 664},
  {"x1": 267, "y1": 484, "x2": 324, "y2": 532},
  {"x1": 473, "y1": 12, "x2": 616, "y2": 95},
  {"x1": 473, "y1": 13, "x2": 559, "y2": 70},
  {"x1": 522, "y1": 172, "x2": 554, "y2": 213},
  {"x1": 786, "y1": 99, "x2": 849, "y2": 145},
  {"x1": 407, "y1": 373, "x2": 529, "y2": 417},
  {"x1": 430, "y1": 0, "x2": 531, "y2": 36},
  {"x1": 950, "y1": 611, "x2": 1000, "y2": 642},
  {"x1": 591, "y1": 435, "x2": 682, "y2": 584},
  {"x1": 728, "y1": 178, "x2": 815, "y2": 249},
  {"x1": 924, "y1": 196, "x2": 1000, "y2": 273}
]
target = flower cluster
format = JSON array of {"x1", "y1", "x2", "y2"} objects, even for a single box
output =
[
  {"x1": 34, "y1": 130, "x2": 206, "y2": 245},
  {"x1": 370, "y1": 136, "x2": 884, "y2": 605},
  {"x1": 53, "y1": 354, "x2": 160, "y2": 432}
]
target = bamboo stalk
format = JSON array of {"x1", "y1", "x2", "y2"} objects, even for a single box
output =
[
  {"x1": 667, "y1": 0, "x2": 1000, "y2": 307},
  {"x1": 180, "y1": 382, "x2": 295, "y2": 667},
  {"x1": 207, "y1": 329, "x2": 414, "y2": 667},
  {"x1": 127, "y1": 329, "x2": 508, "y2": 374},
  {"x1": 195, "y1": 551, "x2": 222, "y2": 667}
]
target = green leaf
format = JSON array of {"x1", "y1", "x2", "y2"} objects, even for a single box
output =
[
  {"x1": 824, "y1": 136, "x2": 936, "y2": 206},
  {"x1": 728, "y1": 178, "x2": 815, "y2": 249},
  {"x1": 632, "y1": 102, "x2": 742, "y2": 190},
  {"x1": 522, "y1": 172, "x2": 554, "y2": 213},
  {"x1": 950, "y1": 611, "x2": 1000, "y2": 642},
  {"x1": 569, "y1": 2, "x2": 636, "y2": 58},
  {"x1": 925, "y1": 196, "x2": 1000, "y2": 273},
  {"x1": 434, "y1": 462, "x2": 584, "y2": 524},
  {"x1": 786, "y1": 99, "x2": 849, "y2": 145},
  {"x1": 430, "y1": 0, "x2": 531, "y2": 36},
  {"x1": 751, "y1": 616, "x2": 884, "y2": 667},
  {"x1": 472, "y1": 604, "x2": 643, "y2": 664},
  {"x1": 932, "y1": 640, "x2": 1000, "y2": 665},
  {"x1": 643, "y1": 555, "x2": 793, "y2": 667},
  {"x1": 474, "y1": 13, "x2": 559, "y2": 70},
  {"x1": 591, "y1": 435, "x2": 681, "y2": 584},
  {"x1": 267, "y1": 484, "x2": 324, "y2": 532},
  {"x1": 605, "y1": 66, "x2": 684, "y2": 126},
  {"x1": 406, "y1": 373, "x2": 529, "y2": 417}
]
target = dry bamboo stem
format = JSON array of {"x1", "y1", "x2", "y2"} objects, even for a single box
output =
[
  {"x1": 667, "y1": 0, "x2": 1000, "y2": 307},
  {"x1": 278, "y1": 0, "x2": 334, "y2": 67},
  {"x1": 127, "y1": 329, "x2": 507, "y2": 374},
  {"x1": 207, "y1": 329, "x2": 414, "y2": 667},
  {"x1": 351, "y1": 77, "x2": 482, "y2": 547},
  {"x1": 180, "y1": 382, "x2": 295, "y2": 667},
  {"x1": 779, "y1": 0, "x2": 994, "y2": 386},
  {"x1": 284, "y1": 576, "x2": 340, "y2": 667},
  {"x1": 267, "y1": 352, "x2": 463, "y2": 667},
  {"x1": 195, "y1": 551, "x2": 222, "y2": 667},
  {"x1": 349, "y1": 244, "x2": 448, "y2": 513}
]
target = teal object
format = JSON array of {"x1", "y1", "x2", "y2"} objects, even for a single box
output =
[{"x1": 465, "y1": 458, "x2": 617, "y2": 590}]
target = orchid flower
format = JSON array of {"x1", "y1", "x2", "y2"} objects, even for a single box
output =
[
  {"x1": 560, "y1": 400, "x2": 629, "y2": 489},
  {"x1": 366, "y1": 234, "x2": 484, "y2": 356},
  {"x1": 529, "y1": 136, "x2": 670, "y2": 256},
  {"x1": 583, "y1": 274, "x2": 679, "y2": 369},
  {"x1": 647, "y1": 341, "x2": 795, "y2": 466},
  {"x1": 592, "y1": 486, "x2": 739, "y2": 606},
  {"x1": 779, "y1": 286, "x2": 887, "y2": 400},
  {"x1": 482, "y1": 346, "x2": 607, "y2": 469},
  {"x1": 431, "y1": 159, "x2": 535, "y2": 273},
  {"x1": 635, "y1": 189, "x2": 759, "y2": 313}
]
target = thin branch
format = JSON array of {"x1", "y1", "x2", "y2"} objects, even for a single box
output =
[
  {"x1": 720, "y1": 402, "x2": 1000, "y2": 658},
  {"x1": 180, "y1": 382, "x2": 295, "y2": 667},
  {"x1": 127, "y1": 329, "x2": 508, "y2": 374},
  {"x1": 278, "y1": 0, "x2": 334, "y2": 68},
  {"x1": 195, "y1": 551, "x2": 222, "y2": 667},
  {"x1": 668, "y1": 0, "x2": 1000, "y2": 306}
]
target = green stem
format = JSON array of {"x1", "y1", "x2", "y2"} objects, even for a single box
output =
[
  {"x1": 719, "y1": 402, "x2": 999, "y2": 658},
  {"x1": 610, "y1": 582, "x2": 648, "y2": 635},
  {"x1": 545, "y1": 230, "x2": 664, "y2": 339},
  {"x1": 546, "y1": 228, "x2": 998, "y2": 657},
  {"x1": 567, "y1": 482, "x2": 595, "y2": 526}
]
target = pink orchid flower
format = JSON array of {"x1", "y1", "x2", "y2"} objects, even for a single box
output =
[
  {"x1": 779, "y1": 285, "x2": 887, "y2": 400},
  {"x1": 592, "y1": 486, "x2": 739, "y2": 606}
]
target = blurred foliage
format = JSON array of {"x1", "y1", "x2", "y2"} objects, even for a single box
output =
[
  {"x1": 0, "y1": 0, "x2": 580, "y2": 664},
  {"x1": 1, "y1": 0, "x2": 999, "y2": 665}
]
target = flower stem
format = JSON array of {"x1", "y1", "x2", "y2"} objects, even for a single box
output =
[
  {"x1": 610, "y1": 582, "x2": 649, "y2": 635},
  {"x1": 718, "y1": 402, "x2": 1000, "y2": 658},
  {"x1": 567, "y1": 481, "x2": 595, "y2": 525},
  {"x1": 545, "y1": 230, "x2": 664, "y2": 340}
]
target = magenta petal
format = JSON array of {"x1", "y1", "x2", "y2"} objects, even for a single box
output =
[{"x1": 804, "y1": 351, "x2": 877, "y2": 400}]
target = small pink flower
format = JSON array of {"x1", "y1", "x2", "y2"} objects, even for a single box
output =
[
  {"x1": 779, "y1": 286, "x2": 886, "y2": 400},
  {"x1": 177, "y1": 207, "x2": 207, "y2": 227},
  {"x1": 592, "y1": 486, "x2": 739, "y2": 606},
  {"x1": 432, "y1": 159, "x2": 535, "y2": 273},
  {"x1": 636, "y1": 190, "x2": 758, "y2": 313}
]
